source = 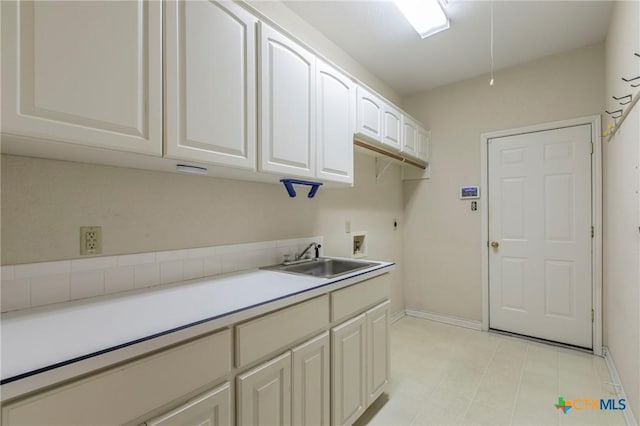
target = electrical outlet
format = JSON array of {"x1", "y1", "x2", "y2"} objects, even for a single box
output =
[{"x1": 80, "y1": 226, "x2": 102, "y2": 255}]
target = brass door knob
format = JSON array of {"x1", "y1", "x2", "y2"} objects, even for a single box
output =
[{"x1": 490, "y1": 241, "x2": 499, "y2": 248}]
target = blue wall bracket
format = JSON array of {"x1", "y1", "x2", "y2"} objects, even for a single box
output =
[{"x1": 280, "y1": 179, "x2": 323, "y2": 198}]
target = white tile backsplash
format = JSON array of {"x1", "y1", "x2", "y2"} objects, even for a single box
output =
[
  {"x1": 70, "y1": 270, "x2": 105, "y2": 299},
  {"x1": 71, "y1": 256, "x2": 117, "y2": 272},
  {"x1": 1, "y1": 236, "x2": 323, "y2": 312},
  {"x1": 186, "y1": 246, "x2": 217, "y2": 259},
  {"x1": 1, "y1": 265, "x2": 15, "y2": 281},
  {"x1": 134, "y1": 264, "x2": 160, "y2": 288},
  {"x1": 117, "y1": 253, "x2": 156, "y2": 267},
  {"x1": 155, "y1": 250, "x2": 188, "y2": 263},
  {"x1": 15, "y1": 260, "x2": 70, "y2": 279},
  {"x1": 160, "y1": 261, "x2": 183, "y2": 285},
  {"x1": 203, "y1": 256, "x2": 222, "y2": 277},
  {"x1": 1, "y1": 279, "x2": 30, "y2": 312},
  {"x1": 104, "y1": 266, "x2": 135, "y2": 295},
  {"x1": 31, "y1": 273, "x2": 70, "y2": 307},
  {"x1": 183, "y1": 259, "x2": 204, "y2": 280}
]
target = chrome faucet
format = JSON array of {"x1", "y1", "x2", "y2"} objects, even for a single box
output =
[{"x1": 296, "y1": 242, "x2": 322, "y2": 260}]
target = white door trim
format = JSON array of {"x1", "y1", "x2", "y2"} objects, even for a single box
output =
[{"x1": 480, "y1": 115, "x2": 602, "y2": 355}]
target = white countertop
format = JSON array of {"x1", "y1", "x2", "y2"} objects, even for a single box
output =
[{"x1": 1, "y1": 259, "x2": 393, "y2": 399}]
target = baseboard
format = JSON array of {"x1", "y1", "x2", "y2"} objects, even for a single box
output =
[
  {"x1": 405, "y1": 309, "x2": 483, "y2": 331},
  {"x1": 603, "y1": 346, "x2": 638, "y2": 426},
  {"x1": 390, "y1": 309, "x2": 406, "y2": 324}
]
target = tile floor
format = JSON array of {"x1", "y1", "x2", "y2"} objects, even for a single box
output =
[{"x1": 355, "y1": 316, "x2": 627, "y2": 426}]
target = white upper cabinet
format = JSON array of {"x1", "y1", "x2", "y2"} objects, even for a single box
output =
[
  {"x1": 1, "y1": 1, "x2": 162, "y2": 155},
  {"x1": 381, "y1": 104, "x2": 402, "y2": 152},
  {"x1": 417, "y1": 127, "x2": 432, "y2": 163},
  {"x1": 316, "y1": 60, "x2": 355, "y2": 184},
  {"x1": 402, "y1": 115, "x2": 419, "y2": 159},
  {"x1": 259, "y1": 23, "x2": 316, "y2": 178},
  {"x1": 164, "y1": 0, "x2": 257, "y2": 170},
  {"x1": 355, "y1": 86, "x2": 383, "y2": 143}
]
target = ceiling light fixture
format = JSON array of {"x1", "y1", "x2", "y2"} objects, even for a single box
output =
[{"x1": 394, "y1": 0, "x2": 450, "y2": 39}]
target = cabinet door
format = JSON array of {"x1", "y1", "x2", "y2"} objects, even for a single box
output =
[
  {"x1": 259, "y1": 23, "x2": 315, "y2": 177},
  {"x1": 355, "y1": 86, "x2": 383, "y2": 143},
  {"x1": 237, "y1": 352, "x2": 291, "y2": 426},
  {"x1": 1, "y1": 1, "x2": 162, "y2": 155},
  {"x1": 402, "y1": 115, "x2": 419, "y2": 159},
  {"x1": 366, "y1": 301, "x2": 390, "y2": 405},
  {"x1": 331, "y1": 314, "x2": 366, "y2": 426},
  {"x1": 381, "y1": 104, "x2": 402, "y2": 152},
  {"x1": 292, "y1": 332, "x2": 330, "y2": 426},
  {"x1": 418, "y1": 127, "x2": 432, "y2": 162},
  {"x1": 316, "y1": 61, "x2": 355, "y2": 184},
  {"x1": 164, "y1": 0, "x2": 257, "y2": 170},
  {"x1": 145, "y1": 382, "x2": 231, "y2": 426}
]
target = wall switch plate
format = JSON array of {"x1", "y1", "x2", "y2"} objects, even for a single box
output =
[{"x1": 80, "y1": 226, "x2": 102, "y2": 255}]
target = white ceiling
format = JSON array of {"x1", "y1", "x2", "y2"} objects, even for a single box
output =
[{"x1": 283, "y1": 0, "x2": 613, "y2": 95}]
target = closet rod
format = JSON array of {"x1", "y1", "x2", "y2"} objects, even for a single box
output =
[
  {"x1": 607, "y1": 93, "x2": 640, "y2": 141},
  {"x1": 354, "y1": 140, "x2": 427, "y2": 170}
]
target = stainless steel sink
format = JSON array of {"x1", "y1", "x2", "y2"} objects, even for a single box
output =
[{"x1": 262, "y1": 258, "x2": 378, "y2": 278}]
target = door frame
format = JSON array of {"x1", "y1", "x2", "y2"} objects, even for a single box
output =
[{"x1": 480, "y1": 115, "x2": 602, "y2": 355}]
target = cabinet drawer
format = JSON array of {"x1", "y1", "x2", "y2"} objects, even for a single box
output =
[
  {"x1": 2, "y1": 329, "x2": 231, "y2": 426},
  {"x1": 331, "y1": 274, "x2": 390, "y2": 322},
  {"x1": 235, "y1": 295, "x2": 329, "y2": 368}
]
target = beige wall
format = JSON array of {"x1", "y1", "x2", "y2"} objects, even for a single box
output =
[
  {"x1": 402, "y1": 43, "x2": 605, "y2": 321},
  {"x1": 0, "y1": 1, "x2": 406, "y2": 314},
  {"x1": 1, "y1": 153, "x2": 406, "y2": 314},
  {"x1": 603, "y1": 1, "x2": 640, "y2": 420}
]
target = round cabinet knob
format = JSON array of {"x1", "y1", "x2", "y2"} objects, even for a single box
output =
[{"x1": 490, "y1": 241, "x2": 499, "y2": 248}]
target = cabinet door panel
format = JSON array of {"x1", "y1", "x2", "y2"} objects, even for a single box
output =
[
  {"x1": 316, "y1": 61, "x2": 354, "y2": 184},
  {"x1": 165, "y1": 0, "x2": 257, "y2": 169},
  {"x1": 366, "y1": 301, "x2": 390, "y2": 404},
  {"x1": 145, "y1": 382, "x2": 231, "y2": 426},
  {"x1": 1, "y1": 1, "x2": 162, "y2": 155},
  {"x1": 259, "y1": 23, "x2": 315, "y2": 177},
  {"x1": 356, "y1": 87, "x2": 383, "y2": 142},
  {"x1": 418, "y1": 127, "x2": 432, "y2": 162},
  {"x1": 292, "y1": 332, "x2": 330, "y2": 426},
  {"x1": 381, "y1": 104, "x2": 402, "y2": 152},
  {"x1": 402, "y1": 116, "x2": 419, "y2": 159},
  {"x1": 331, "y1": 314, "x2": 366, "y2": 426},
  {"x1": 237, "y1": 352, "x2": 291, "y2": 426}
]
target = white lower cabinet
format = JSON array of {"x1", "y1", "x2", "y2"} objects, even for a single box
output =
[
  {"x1": 237, "y1": 352, "x2": 292, "y2": 426},
  {"x1": 331, "y1": 299, "x2": 391, "y2": 426},
  {"x1": 1, "y1": 275, "x2": 390, "y2": 426},
  {"x1": 331, "y1": 313, "x2": 367, "y2": 426},
  {"x1": 145, "y1": 382, "x2": 231, "y2": 426},
  {"x1": 366, "y1": 301, "x2": 391, "y2": 405},
  {"x1": 292, "y1": 332, "x2": 330, "y2": 426}
]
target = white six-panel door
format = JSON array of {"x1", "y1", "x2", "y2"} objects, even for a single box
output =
[
  {"x1": 1, "y1": 0, "x2": 162, "y2": 155},
  {"x1": 488, "y1": 124, "x2": 593, "y2": 348},
  {"x1": 164, "y1": 0, "x2": 257, "y2": 169}
]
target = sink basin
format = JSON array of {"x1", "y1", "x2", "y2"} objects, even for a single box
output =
[{"x1": 262, "y1": 258, "x2": 378, "y2": 278}]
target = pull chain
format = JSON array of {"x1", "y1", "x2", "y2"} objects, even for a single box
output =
[{"x1": 490, "y1": 0, "x2": 495, "y2": 86}]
